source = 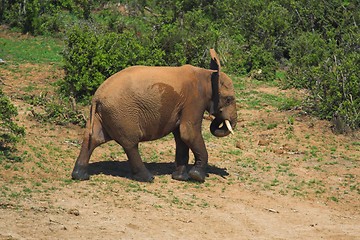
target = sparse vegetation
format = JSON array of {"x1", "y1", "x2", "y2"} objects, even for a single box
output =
[
  {"x1": 23, "y1": 93, "x2": 86, "y2": 127},
  {"x1": 0, "y1": 88, "x2": 25, "y2": 153}
]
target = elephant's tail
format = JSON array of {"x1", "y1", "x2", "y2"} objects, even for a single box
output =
[{"x1": 89, "y1": 98, "x2": 97, "y2": 136}]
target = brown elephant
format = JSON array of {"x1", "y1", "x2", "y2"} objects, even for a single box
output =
[{"x1": 71, "y1": 49, "x2": 237, "y2": 182}]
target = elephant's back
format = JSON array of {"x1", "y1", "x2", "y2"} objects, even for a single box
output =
[{"x1": 94, "y1": 65, "x2": 197, "y2": 99}]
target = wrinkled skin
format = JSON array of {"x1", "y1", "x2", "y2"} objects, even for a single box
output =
[{"x1": 72, "y1": 49, "x2": 237, "y2": 183}]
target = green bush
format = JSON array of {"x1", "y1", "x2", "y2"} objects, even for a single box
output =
[
  {"x1": 153, "y1": 9, "x2": 219, "y2": 68},
  {"x1": 0, "y1": 88, "x2": 25, "y2": 150},
  {"x1": 0, "y1": 0, "x2": 90, "y2": 35},
  {"x1": 286, "y1": 30, "x2": 360, "y2": 130},
  {"x1": 60, "y1": 22, "x2": 165, "y2": 103},
  {"x1": 286, "y1": 32, "x2": 329, "y2": 89},
  {"x1": 244, "y1": 45, "x2": 277, "y2": 81}
]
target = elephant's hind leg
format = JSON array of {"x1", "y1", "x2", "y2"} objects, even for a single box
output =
[
  {"x1": 123, "y1": 144, "x2": 154, "y2": 182},
  {"x1": 72, "y1": 117, "x2": 110, "y2": 180}
]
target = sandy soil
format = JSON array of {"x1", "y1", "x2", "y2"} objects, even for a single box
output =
[{"x1": 0, "y1": 62, "x2": 359, "y2": 240}]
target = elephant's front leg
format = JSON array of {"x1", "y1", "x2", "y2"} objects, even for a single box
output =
[
  {"x1": 123, "y1": 144, "x2": 154, "y2": 182},
  {"x1": 179, "y1": 121, "x2": 208, "y2": 182},
  {"x1": 172, "y1": 128, "x2": 190, "y2": 181},
  {"x1": 188, "y1": 137, "x2": 208, "y2": 182}
]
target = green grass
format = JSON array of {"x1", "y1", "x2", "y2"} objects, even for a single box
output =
[
  {"x1": 231, "y1": 75, "x2": 301, "y2": 111},
  {"x1": 237, "y1": 88, "x2": 301, "y2": 110},
  {"x1": 231, "y1": 75, "x2": 246, "y2": 91},
  {"x1": 0, "y1": 36, "x2": 63, "y2": 64},
  {"x1": 275, "y1": 70, "x2": 286, "y2": 80},
  {"x1": 267, "y1": 123, "x2": 278, "y2": 130}
]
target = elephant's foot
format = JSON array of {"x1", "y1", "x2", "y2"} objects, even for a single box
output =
[
  {"x1": 172, "y1": 165, "x2": 189, "y2": 181},
  {"x1": 189, "y1": 166, "x2": 206, "y2": 182},
  {"x1": 133, "y1": 169, "x2": 154, "y2": 182},
  {"x1": 71, "y1": 164, "x2": 90, "y2": 180}
]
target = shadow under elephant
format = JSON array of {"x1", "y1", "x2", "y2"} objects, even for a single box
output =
[{"x1": 88, "y1": 160, "x2": 229, "y2": 181}]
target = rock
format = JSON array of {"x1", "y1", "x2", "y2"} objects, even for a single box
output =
[
  {"x1": 235, "y1": 141, "x2": 244, "y2": 149},
  {"x1": 273, "y1": 149, "x2": 284, "y2": 154},
  {"x1": 68, "y1": 208, "x2": 80, "y2": 216},
  {"x1": 258, "y1": 139, "x2": 270, "y2": 146}
]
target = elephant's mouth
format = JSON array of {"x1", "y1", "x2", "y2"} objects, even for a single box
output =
[{"x1": 210, "y1": 117, "x2": 236, "y2": 137}]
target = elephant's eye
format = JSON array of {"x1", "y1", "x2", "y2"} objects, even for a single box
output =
[{"x1": 225, "y1": 96, "x2": 234, "y2": 105}]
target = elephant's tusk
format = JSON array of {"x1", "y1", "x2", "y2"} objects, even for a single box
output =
[{"x1": 225, "y1": 120, "x2": 234, "y2": 135}]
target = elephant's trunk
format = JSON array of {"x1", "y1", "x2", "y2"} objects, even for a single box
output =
[{"x1": 210, "y1": 117, "x2": 236, "y2": 137}]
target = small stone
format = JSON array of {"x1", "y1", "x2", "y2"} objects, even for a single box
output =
[
  {"x1": 68, "y1": 208, "x2": 80, "y2": 216},
  {"x1": 273, "y1": 149, "x2": 284, "y2": 154},
  {"x1": 258, "y1": 139, "x2": 270, "y2": 146},
  {"x1": 235, "y1": 141, "x2": 244, "y2": 149}
]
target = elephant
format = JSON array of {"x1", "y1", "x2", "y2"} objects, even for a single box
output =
[{"x1": 71, "y1": 49, "x2": 237, "y2": 183}]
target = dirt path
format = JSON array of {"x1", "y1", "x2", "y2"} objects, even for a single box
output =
[{"x1": 1, "y1": 182, "x2": 359, "y2": 240}]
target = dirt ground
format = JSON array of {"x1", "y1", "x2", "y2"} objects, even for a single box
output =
[{"x1": 0, "y1": 61, "x2": 359, "y2": 239}]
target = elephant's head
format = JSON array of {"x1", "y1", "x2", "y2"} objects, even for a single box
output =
[{"x1": 208, "y1": 49, "x2": 237, "y2": 137}]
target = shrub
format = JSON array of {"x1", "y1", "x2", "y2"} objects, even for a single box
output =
[
  {"x1": 60, "y1": 22, "x2": 165, "y2": 103},
  {"x1": 244, "y1": 45, "x2": 277, "y2": 81},
  {"x1": 217, "y1": 32, "x2": 247, "y2": 75},
  {"x1": 0, "y1": 0, "x2": 90, "y2": 35},
  {"x1": 0, "y1": 88, "x2": 25, "y2": 150},
  {"x1": 286, "y1": 30, "x2": 360, "y2": 130},
  {"x1": 286, "y1": 32, "x2": 329, "y2": 89},
  {"x1": 153, "y1": 9, "x2": 219, "y2": 68}
]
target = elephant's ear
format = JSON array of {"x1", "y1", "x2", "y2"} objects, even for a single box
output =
[
  {"x1": 209, "y1": 49, "x2": 220, "y2": 114},
  {"x1": 210, "y1": 48, "x2": 221, "y2": 72}
]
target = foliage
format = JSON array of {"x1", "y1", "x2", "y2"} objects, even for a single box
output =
[
  {"x1": 2, "y1": 0, "x2": 359, "y2": 130},
  {"x1": 152, "y1": 9, "x2": 219, "y2": 67},
  {"x1": 286, "y1": 12, "x2": 360, "y2": 129},
  {"x1": 0, "y1": 88, "x2": 25, "y2": 150},
  {"x1": 23, "y1": 92, "x2": 87, "y2": 127},
  {"x1": 0, "y1": 0, "x2": 90, "y2": 35},
  {"x1": 60, "y1": 22, "x2": 165, "y2": 102}
]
